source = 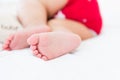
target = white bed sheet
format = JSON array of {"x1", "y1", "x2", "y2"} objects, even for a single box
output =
[{"x1": 0, "y1": 0, "x2": 120, "y2": 80}]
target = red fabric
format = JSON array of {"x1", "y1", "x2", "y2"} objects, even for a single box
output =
[{"x1": 61, "y1": 0, "x2": 102, "y2": 34}]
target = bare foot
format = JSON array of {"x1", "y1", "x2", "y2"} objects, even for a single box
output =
[
  {"x1": 3, "y1": 26, "x2": 50, "y2": 50},
  {"x1": 27, "y1": 32, "x2": 81, "y2": 60}
]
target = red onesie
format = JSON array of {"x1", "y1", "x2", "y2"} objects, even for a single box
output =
[{"x1": 61, "y1": 0, "x2": 102, "y2": 34}]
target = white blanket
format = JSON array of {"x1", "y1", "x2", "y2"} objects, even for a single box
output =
[{"x1": 0, "y1": 0, "x2": 120, "y2": 80}]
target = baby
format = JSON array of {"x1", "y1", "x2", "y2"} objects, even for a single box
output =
[{"x1": 3, "y1": 0, "x2": 102, "y2": 60}]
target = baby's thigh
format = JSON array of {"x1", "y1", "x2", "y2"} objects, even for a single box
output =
[{"x1": 39, "y1": 0, "x2": 68, "y2": 17}]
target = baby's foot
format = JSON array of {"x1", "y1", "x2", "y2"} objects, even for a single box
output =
[
  {"x1": 3, "y1": 26, "x2": 50, "y2": 50},
  {"x1": 27, "y1": 32, "x2": 81, "y2": 60}
]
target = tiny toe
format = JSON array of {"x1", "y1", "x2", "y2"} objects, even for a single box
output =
[
  {"x1": 27, "y1": 34, "x2": 39, "y2": 45},
  {"x1": 4, "y1": 47, "x2": 11, "y2": 51},
  {"x1": 2, "y1": 41, "x2": 10, "y2": 49},
  {"x1": 3, "y1": 44, "x2": 8, "y2": 49},
  {"x1": 36, "y1": 54, "x2": 42, "y2": 58},
  {"x1": 33, "y1": 50, "x2": 39, "y2": 55},
  {"x1": 5, "y1": 40, "x2": 10, "y2": 45},
  {"x1": 42, "y1": 56, "x2": 48, "y2": 61},
  {"x1": 30, "y1": 46, "x2": 37, "y2": 50}
]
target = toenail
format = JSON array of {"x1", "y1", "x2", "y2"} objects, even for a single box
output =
[
  {"x1": 33, "y1": 50, "x2": 38, "y2": 54},
  {"x1": 30, "y1": 46, "x2": 36, "y2": 50}
]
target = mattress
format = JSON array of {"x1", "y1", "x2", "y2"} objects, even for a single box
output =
[{"x1": 0, "y1": 0, "x2": 120, "y2": 80}]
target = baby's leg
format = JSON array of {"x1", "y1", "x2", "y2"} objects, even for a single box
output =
[
  {"x1": 27, "y1": 19, "x2": 94, "y2": 60},
  {"x1": 3, "y1": 0, "x2": 68, "y2": 50}
]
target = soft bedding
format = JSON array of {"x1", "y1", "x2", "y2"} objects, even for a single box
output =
[{"x1": 0, "y1": 0, "x2": 120, "y2": 80}]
